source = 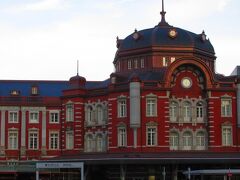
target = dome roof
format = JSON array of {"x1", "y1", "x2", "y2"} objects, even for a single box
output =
[
  {"x1": 118, "y1": 25, "x2": 215, "y2": 54},
  {"x1": 69, "y1": 74, "x2": 86, "y2": 87}
]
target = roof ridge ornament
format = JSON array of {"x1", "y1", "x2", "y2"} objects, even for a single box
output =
[{"x1": 158, "y1": 0, "x2": 169, "y2": 26}]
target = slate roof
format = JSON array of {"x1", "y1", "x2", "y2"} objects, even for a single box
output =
[
  {"x1": 113, "y1": 68, "x2": 167, "y2": 83},
  {"x1": 119, "y1": 26, "x2": 215, "y2": 54},
  {"x1": 0, "y1": 79, "x2": 111, "y2": 97}
]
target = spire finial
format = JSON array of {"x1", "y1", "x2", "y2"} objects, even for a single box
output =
[
  {"x1": 162, "y1": 0, "x2": 165, "y2": 12},
  {"x1": 159, "y1": 0, "x2": 169, "y2": 26},
  {"x1": 77, "y1": 60, "x2": 79, "y2": 76}
]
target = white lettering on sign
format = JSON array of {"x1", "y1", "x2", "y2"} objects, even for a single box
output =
[{"x1": 36, "y1": 162, "x2": 84, "y2": 169}]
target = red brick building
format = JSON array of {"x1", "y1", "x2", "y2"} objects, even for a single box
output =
[{"x1": 0, "y1": 1, "x2": 240, "y2": 180}]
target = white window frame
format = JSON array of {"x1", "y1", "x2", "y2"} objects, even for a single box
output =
[
  {"x1": 169, "y1": 102, "x2": 178, "y2": 122},
  {"x1": 118, "y1": 98, "x2": 127, "y2": 118},
  {"x1": 8, "y1": 130, "x2": 18, "y2": 150},
  {"x1": 49, "y1": 111, "x2": 60, "y2": 123},
  {"x1": 49, "y1": 131, "x2": 59, "y2": 150},
  {"x1": 146, "y1": 127, "x2": 157, "y2": 146},
  {"x1": 86, "y1": 134, "x2": 94, "y2": 152},
  {"x1": 66, "y1": 104, "x2": 74, "y2": 122},
  {"x1": 221, "y1": 98, "x2": 232, "y2": 117},
  {"x1": 97, "y1": 105, "x2": 103, "y2": 124},
  {"x1": 128, "y1": 60, "x2": 132, "y2": 70},
  {"x1": 118, "y1": 126, "x2": 127, "y2": 147},
  {"x1": 86, "y1": 106, "x2": 94, "y2": 124},
  {"x1": 140, "y1": 58, "x2": 145, "y2": 68},
  {"x1": 29, "y1": 131, "x2": 38, "y2": 150},
  {"x1": 183, "y1": 102, "x2": 191, "y2": 122},
  {"x1": 66, "y1": 131, "x2": 74, "y2": 149},
  {"x1": 196, "y1": 131, "x2": 206, "y2": 150},
  {"x1": 146, "y1": 97, "x2": 157, "y2": 117},
  {"x1": 170, "y1": 57, "x2": 175, "y2": 63},
  {"x1": 31, "y1": 86, "x2": 38, "y2": 95},
  {"x1": 29, "y1": 111, "x2": 39, "y2": 123},
  {"x1": 196, "y1": 102, "x2": 204, "y2": 122},
  {"x1": 9, "y1": 111, "x2": 19, "y2": 123},
  {"x1": 96, "y1": 134, "x2": 103, "y2": 152},
  {"x1": 169, "y1": 132, "x2": 179, "y2": 150},
  {"x1": 134, "y1": 59, "x2": 138, "y2": 69},
  {"x1": 163, "y1": 57, "x2": 168, "y2": 66},
  {"x1": 182, "y1": 131, "x2": 192, "y2": 150},
  {"x1": 222, "y1": 126, "x2": 232, "y2": 146}
]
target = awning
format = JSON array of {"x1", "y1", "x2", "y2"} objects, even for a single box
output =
[{"x1": 183, "y1": 169, "x2": 240, "y2": 175}]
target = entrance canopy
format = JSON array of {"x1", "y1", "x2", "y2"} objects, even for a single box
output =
[{"x1": 183, "y1": 169, "x2": 240, "y2": 175}]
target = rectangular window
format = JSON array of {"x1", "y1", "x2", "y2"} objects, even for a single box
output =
[
  {"x1": 169, "y1": 103, "x2": 178, "y2": 122},
  {"x1": 222, "y1": 126, "x2": 232, "y2": 146},
  {"x1": 169, "y1": 133, "x2": 178, "y2": 150},
  {"x1": 128, "y1": 60, "x2": 132, "y2": 70},
  {"x1": 29, "y1": 131, "x2": 38, "y2": 149},
  {"x1": 140, "y1": 58, "x2": 145, "y2": 68},
  {"x1": 146, "y1": 98, "x2": 157, "y2": 117},
  {"x1": 196, "y1": 106, "x2": 203, "y2": 118},
  {"x1": 29, "y1": 112, "x2": 39, "y2": 123},
  {"x1": 31, "y1": 86, "x2": 38, "y2": 95},
  {"x1": 134, "y1": 59, "x2": 138, "y2": 69},
  {"x1": 49, "y1": 132, "x2": 59, "y2": 150},
  {"x1": 147, "y1": 127, "x2": 157, "y2": 146},
  {"x1": 221, "y1": 99, "x2": 232, "y2": 117},
  {"x1": 8, "y1": 131, "x2": 18, "y2": 150},
  {"x1": 50, "y1": 112, "x2": 59, "y2": 123},
  {"x1": 163, "y1": 57, "x2": 168, "y2": 67},
  {"x1": 118, "y1": 99, "x2": 127, "y2": 118},
  {"x1": 118, "y1": 127, "x2": 126, "y2": 147},
  {"x1": 9, "y1": 112, "x2": 18, "y2": 123},
  {"x1": 66, "y1": 104, "x2": 74, "y2": 122},
  {"x1": 170, "y1": 57, "x2": 176, "y2": 63},
  {"x1": 66, "y1": 131, "x2": 74, "y2": 149}
]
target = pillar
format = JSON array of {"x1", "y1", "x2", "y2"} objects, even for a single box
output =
[{"x1": 0, "y1": 110, "x2": 5, "y2": 155}]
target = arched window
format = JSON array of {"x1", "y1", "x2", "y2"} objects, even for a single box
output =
[
  {"x1": 86, "y1": 106, "x2": 94, "y2": 124},
  {"x1": 118, "y1": 126, "x2": 127, "y2": 147},
  {"x1": 86, "y1": 134, "x2": 94, "y2": 152},
  {"x1": 169, "y1": 101, "x2": 178, "y2": 122},
  {"x1": 182, "y1": 102, "x2": 191, "y2": 122},
  {"x1": 96, "y1": 134, "x2": 103, "y2": 152},
  {"x1": 182, "y1": 131, "x2": 192, "y2": 150},
  {"x1": 196, "y1": 131, "x2": 206, "y2": 150},
  {"x1": 169, "y1": 131, "x2": 179, "y2": 150},
  {"x1": 97, "y1": 105, "x2": 103, "y2": 124},
  {"x1": 196, "y1": 102, "x2": 204, "y2": 122}
]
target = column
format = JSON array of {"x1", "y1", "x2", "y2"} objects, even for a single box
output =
[
  {"x1": 120, "y1": 165, "x2": 126, "y2": 180},
  {"x1": 41, "y1": 110, "x2": 47, "y2": 155},
  {"x1": 129, "y1": 81, "x2": 141, "y2": 148},
  {"x1": 237, "y1": 84, "x2": 240, "y2": 127},
  {"x1": 21, "y1": 109, "x2": 26, "y2": 156},
  {"x1": 0, "y1": 110, "x2": 6, "y2": 155}
]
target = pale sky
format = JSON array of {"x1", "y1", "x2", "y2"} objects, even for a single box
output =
[{"x1": 0, "y1": 0, "x2": 239, "y2": 81}]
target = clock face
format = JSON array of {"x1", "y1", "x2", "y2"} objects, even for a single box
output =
[{"x1": 181, "y1": 77, "x2": 192, "y2": 88}]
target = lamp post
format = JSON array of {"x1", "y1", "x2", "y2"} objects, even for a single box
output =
[
  {"x1": 187, "y1": 167, "x2": 191, "y2": 180},
  {"x1": 162, "y1": 166, "x2": 166, "y2": 180}
]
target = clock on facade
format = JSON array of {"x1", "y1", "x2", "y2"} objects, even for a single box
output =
[{"x1": 181, "y1": 77, "x2": 192, "y2": 88}]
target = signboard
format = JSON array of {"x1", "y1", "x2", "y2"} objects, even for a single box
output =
[{"x1": 36, "y1": 162, "x2": 84, "y2": 169}]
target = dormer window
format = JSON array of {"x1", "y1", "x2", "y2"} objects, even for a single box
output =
[
  {"x1": 10, "y1": 90, "x2": 20, "y2": 96},
  {"x1": 31, "y1": 86, "x2": 38, "y2": 95}
]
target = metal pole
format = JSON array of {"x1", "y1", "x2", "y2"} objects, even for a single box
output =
[
  {"x1": 36, "y1": 170, "x2": 39, "y2": 180},
  {"x1": 188, "y1": 167, "x2": 191, "y2": 180},
  {"x1": 162, "y1": 166, "x2": 166, "y2": 180}
]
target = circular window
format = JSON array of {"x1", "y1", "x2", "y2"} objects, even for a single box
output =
[{"x1": 181, "y1": 77, "x2": 192, "y2": 88}]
